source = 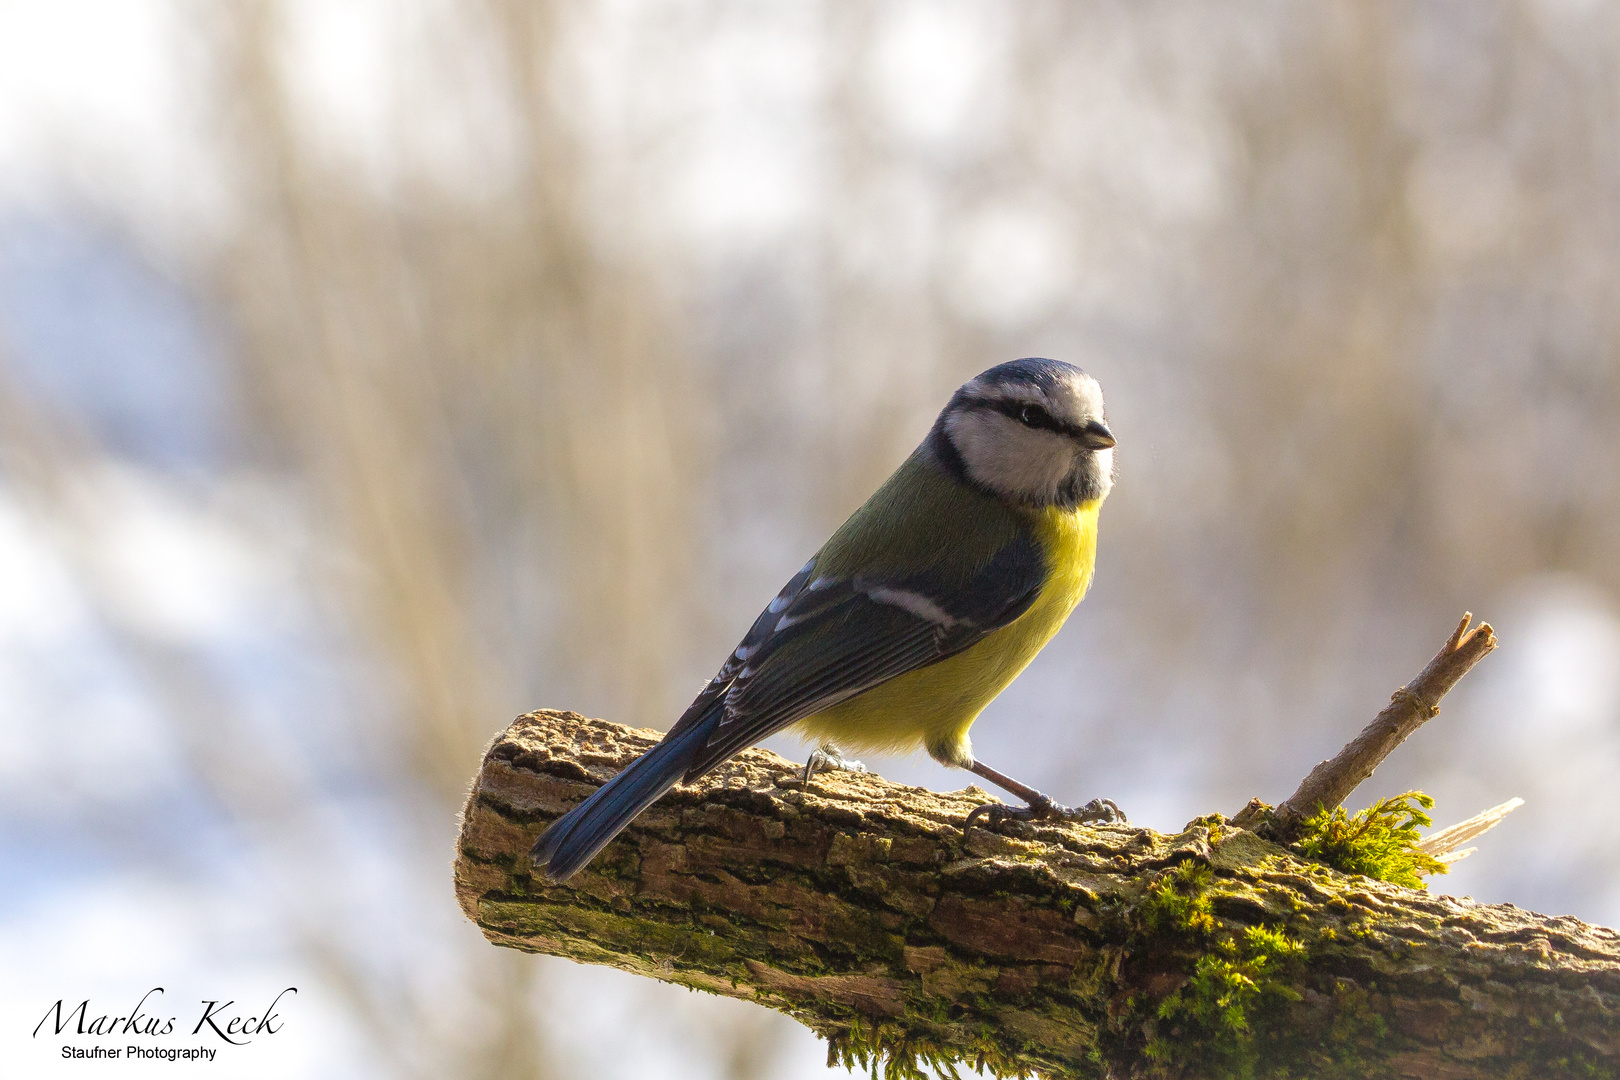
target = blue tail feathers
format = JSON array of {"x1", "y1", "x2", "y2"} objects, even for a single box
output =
[{"x1": 530, "y1": 715, "x2": 717, "y2": 882}]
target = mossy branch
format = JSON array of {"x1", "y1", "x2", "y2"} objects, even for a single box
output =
[{"x1": 456, "y1": 709, "x2": 1620, "y2": 1079}]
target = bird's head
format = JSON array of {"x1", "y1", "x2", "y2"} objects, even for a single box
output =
[{"x1": 931, "y1": 358, "x2": 1116, "y2": 510}]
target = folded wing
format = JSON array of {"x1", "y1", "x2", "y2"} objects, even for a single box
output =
[{"x1": 676, "y1": 530, "x2": 1046, "y2": 780}]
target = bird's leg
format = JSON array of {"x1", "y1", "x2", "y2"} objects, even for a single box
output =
[
  {"x1": 964, "y1": 759, "x2": 1125, "y2": 830},
  {"x1": 802, "y1": 743, "x2": 868, "y2": 784}
]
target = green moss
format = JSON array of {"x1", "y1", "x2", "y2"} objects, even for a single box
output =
[
  {"x1": 1315, "y1": 978, "x2": 1388, "y2": 1074},
  {"x1": 1186, "y1": 813, "x2": 1227, "y2": 844},
  {"x1": 825, "y1": 1015, "x2": 1034, "y2": 1080},
  {"x1": 1140, "y1": 862, "x2": 1217, "y2": 940},
  {"x1": 1132, "y1": 863, "x2": 1310, "y2": 1079},
  {"x1": 1145, "y1": 925, "x2": 1306, "y2": 1077},
  {"x1": 1292, "y1": 791, "x2": 1448, "y2": 889}
]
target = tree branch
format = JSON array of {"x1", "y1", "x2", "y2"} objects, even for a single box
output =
[
  {"x1": 1237, "y1": 613, "x2": 1499, "y2": 839},
  {"x1": 456, "y1": 708, "x2": 1619, "y2": 1079}
]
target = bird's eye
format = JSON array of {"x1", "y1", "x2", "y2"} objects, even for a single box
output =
[{"x1": 1018, "y1": 404, "x2": 1047, "y2": 427}]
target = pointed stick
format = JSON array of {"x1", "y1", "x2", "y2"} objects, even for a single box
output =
[{"x1": 1267, "y1": 613, "x2": 1498, "y2": 838}]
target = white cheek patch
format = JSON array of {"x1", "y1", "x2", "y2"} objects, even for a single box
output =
[
  {"x1": 945, "y1": 409, "x2": 1079, "y2": 504},
  {"x1": 1093, "y1": 446, "x2": 1115, "y2": 498}
]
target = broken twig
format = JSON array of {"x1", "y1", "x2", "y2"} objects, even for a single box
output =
[{"x1": 1263, "y1": 612, "x2": 1497, "y2": 838}]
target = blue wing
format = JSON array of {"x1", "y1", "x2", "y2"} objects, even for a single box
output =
[{"x1": 674, "y1": 529, "x2": 1046, "y2": 779}]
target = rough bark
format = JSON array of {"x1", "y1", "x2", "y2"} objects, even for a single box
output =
[{"x1": 455, "y1": 710, "x2": 1620, "y2": 1079}]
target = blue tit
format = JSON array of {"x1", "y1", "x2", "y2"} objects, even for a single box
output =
[{"x1": 532, "y1": 357, "x2": 1120, "y2": 882}]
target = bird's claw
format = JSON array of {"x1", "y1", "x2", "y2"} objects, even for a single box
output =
[
  {"x1": 1071, "y1": 797, "x2": 1127, "y2": 824},
  {"x1": 802, "y1": 746, "x2": 867, "y2": 784},
  {"x1": 964, "y1": 801, "x2": 1028, "y2": 831},
  {"x1": 966, "y1": 796, "x2": 1126, "y2": 832}
]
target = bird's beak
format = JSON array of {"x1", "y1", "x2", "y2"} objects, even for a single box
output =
[{"x1": 1078, "y1": 420, "x2": 1116, "y2": 450}]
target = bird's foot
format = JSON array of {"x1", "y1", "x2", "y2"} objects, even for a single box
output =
[
  {"x1": 966, "y1": 795, "x2": 1126, "y2": 832},
  {"x1": 802, "y1": 745, "x2": 867, "y2": 784}
]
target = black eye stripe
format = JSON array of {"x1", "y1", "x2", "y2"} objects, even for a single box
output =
[{"x1": 987, "y1": 398, "x2": 1075, "y2": 436}]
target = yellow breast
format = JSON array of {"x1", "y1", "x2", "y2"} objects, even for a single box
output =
[{"x1": 793, "y1": 500, "x2": 1101, "y2": 766}]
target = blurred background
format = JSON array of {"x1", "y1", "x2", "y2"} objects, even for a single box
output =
[{"x1": 3, "y1": 0, "x2": 1619, "y2": 1076}]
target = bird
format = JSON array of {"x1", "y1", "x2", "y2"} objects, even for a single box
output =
[{"x1": 532, "y1": 357, "x2": 1121, "y2": 883}]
